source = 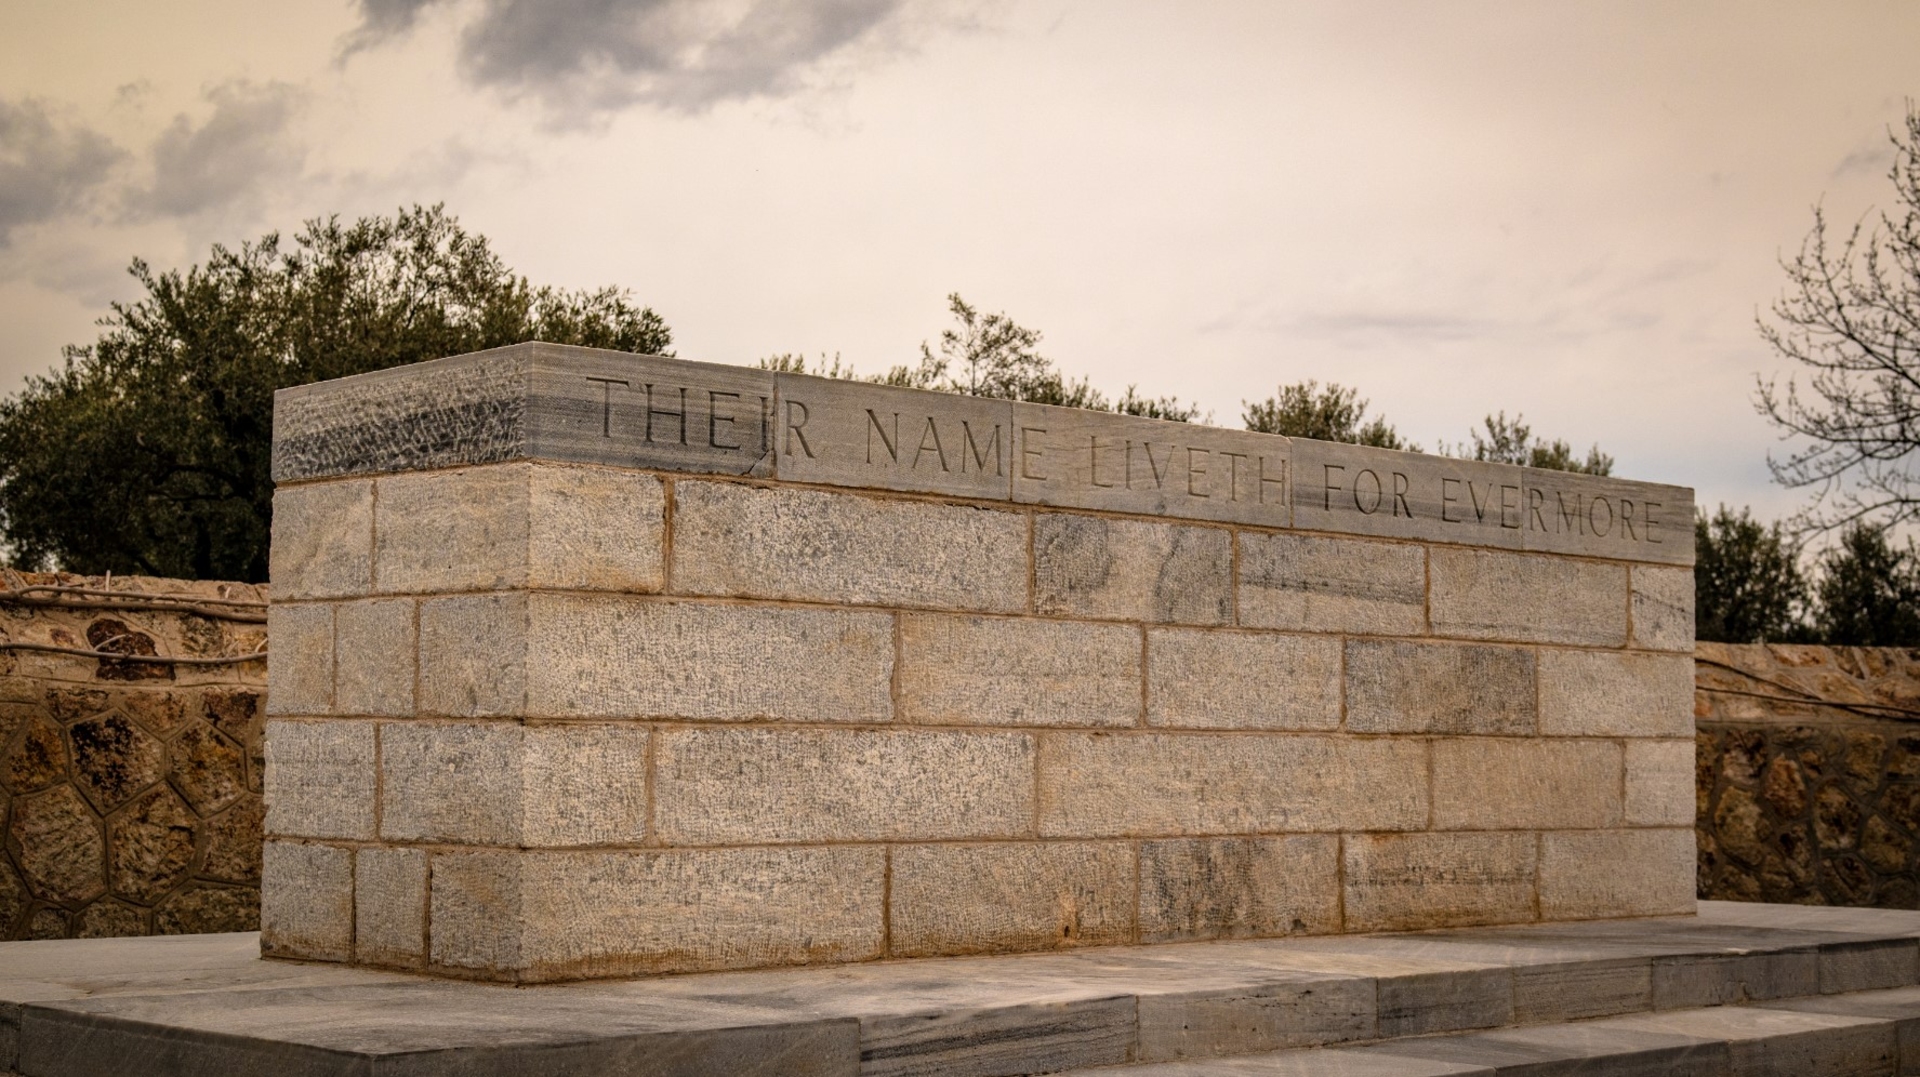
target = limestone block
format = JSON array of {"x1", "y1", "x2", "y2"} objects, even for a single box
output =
[
  {"x1": 373, "y1": 463, "x2": 665, "y2": 595},
  {"x1": 269, "y1": 480, "x2": 372, "y2": 600},
  {"x1": 671, "y1": 480, "x2": 1027, "y2": 612},
  {"x1": 889, "y1": 841, "x2": 1135, "y2": 956},
  {"x1": 264, "y1": 603, "x2": 333, "y2": 716},
  {"x1": 332, "y1": 599, "x2": 414, "y2": 717},
  {"x1": 380, "y1": 722, "x2": 648, "y2": 846},
  {"x1": 1631, "y1": 564, "x2": 1696, "y2": 652},
  {"x1": 1538, "y1": 649, "x2": 1693, "y2": 737},
  {"x1": 898, "y1": 613, "x2": 1138, "y2": 727},
  {"x1": 1137, "y1": 835, "x2": 1341, "y2": 942},
  {"x1": 1376, "y1": 967, "x2": 1515, "y2": 1037},
  {"x1": 1033, "y1": 514, "x2": 1231, "y2": 625},
  {"x1": 1538, "y1": 828, "x2": 1696, "y2": 919},
  {"x1": 1343, "y1": 831, "x2": 1537, "y2": 931},
  {"x1": 1145, "y1": 629, "x2": 1341, "y2": 731},
  {"x1": 1521, "y1": 472, "x2": 1695, "y2": 565},
  {"x1": 773, "y1": 374, "x2": 1014, "y2": 500},
  {"x1": 418, "y1": 592, "x2": 527, "y2": 717},
  {"x1": 654, "y1": 728, "x2": 1033, "y2": 844},
  {"x1": 1037, "y1": 732, "x2": 1427, "y2": 837},
  {"x1": 263, "y1": 720, "x2": 375, "y2": 840},
  {"x1": 1292, "y1": 439, "x2": 1523, "y2": 549},
  {"x1": 524, "y1": 595, "x2": 892, "y2": 721},
  {"x1": 355, "y1": 847, "x2": 425, "y2": 966},
  {"x1": 1237, "y1": 532, "x2": 1427, "y2": 635},
  {"x1": 1431, "y1": 738, "x2": 1623, "y2": 830},
  {"x1": 1344, "y1": 639, "x2": 1536, "y2": 735},
  {"x1": 1625, "y1": 738, "x2": 1696, "y2": 826},
  {"x1": 430, "y1": 846, "x2": 886, "y2": 979},
  {"x1": 1429, "y1": 548, "x2": 1627, "y2": 647},
  {"x1": 260, "y1": 841, "x2": 352, "y2": 961},
  {"x1": 1135, "y1": 972, "x2": 1375, "y2": 1061}
]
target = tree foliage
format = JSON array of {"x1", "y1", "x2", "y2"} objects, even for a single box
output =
[
  {"x1": 1757, "y1": 105, "x2": 1920, "y2": 533},
  {"x1": 1810, "y1": 523, "x2": 1920, "y2": 646},
  {"x1": 1242, "y1": 381, "x2": 1413, "y2": 449},
  {"x1": 1694, "y1": 506, "x2": 1812, "y2": 643},
  {"x1": 0, "y1": 204, "x2": 671, "y2": 581},
  {"x1": 1444, "y1": 412, "x2": 1613, "y2": 475}
]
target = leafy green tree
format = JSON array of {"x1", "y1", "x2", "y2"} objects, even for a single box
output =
[
  {"x1": 1445, "y1": 412, "x2": 1613, "y2": 475},
  {"x1": 1694, "y1": 505, "x2": 1813, "y2": 643},
  {"x1": 1810, "y1": 522, "x2": 1920, "y2": 645},
  {"x1": 0, "y1": 204, "x2": 671, "y2": 581},
  {"x1": 1242, "y1": 381, "x2": 1413, "y2": 449}
]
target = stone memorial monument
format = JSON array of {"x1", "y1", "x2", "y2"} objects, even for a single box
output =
[{"x1": 262, "y1": 342, "x2": 1696, "y2": 983}]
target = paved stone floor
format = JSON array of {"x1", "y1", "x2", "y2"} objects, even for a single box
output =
[{"x1": 6, "y1": 901, "x2": 1920, "y2": 1075}]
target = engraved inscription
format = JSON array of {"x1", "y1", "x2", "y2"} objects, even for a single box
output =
[{"x1": 773, "y1": 373, "x2": 1013, "y2": 499}]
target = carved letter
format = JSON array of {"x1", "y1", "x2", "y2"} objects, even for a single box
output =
[
  {"x1": 1646, "y1": 501, "x2": 1663, "y2": 543},
  {"x1": 1323, "y1": 464, "x2": 1346, "y2": 511},
  {"x1": 1441, "y1": 477, "x2": 1462, "y2": 522},
  {"x1": 1145, "y1": 442, "x2": 1174, "y2": 488},
  {"x1": 1620, "y1": 498, "x2": 1639, "y2": 540},
  {"x1": 784, "y1": 400, "x2": 815, "y2": 458},
  {"x1": 1090, "y1": 436, "x2": 1116, "y2": 488},
  {"x1": 644, "y1": 384, "x2": 688, "y2": 445},
  {"x1": 1258, "y1": 456, "x2": 1286, "y2": 504},
  {"x1": 1556, "y1": 491, "x2": 1583, "y2": 534},
  {"x1": 866, "y1": 409, "x2": 900, "y2": 464},
  {"x1": 585, "y1": 376, "x2": 628, "y2": 437},
  {"x1": 1352, "y1": 469, "x2": 1383, "y2": 515},
  {"x1": 1528, "y1": 488, "x2": 1546, "y2": 531},
  {"x1": 1187, "y1": 447, "x2": 1211, "y2": 497},
  {"x1": 913, "y1": 416, "x2": 949, "y2": 471},
  {"x1": 708, "y1": 390, "x2": 742, "y2": 450},
  {"x1": 962, "y1": 421, "x2": 1002, "y2": 475},
  {"x1": 1392, "y1": 472, "x2": 1412, "y2": 517},
  {"x1": 1588, "y1": 495, "x2": 1615, "y2": 537},
  {"x1": 1021, "y1": 427, "x2": 1048, "y2": 480},
  {"x1": 1500, "y1": 484, "x2": 1521, "y2": 529},
  {"x1": 1468, "y1": 481, "x2": 1493, "y2": 523},
  {"x1": 1222, "y1": 451, "x2": 1248, "y2": 502}
]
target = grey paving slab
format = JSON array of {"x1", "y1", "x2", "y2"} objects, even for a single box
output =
[
  {"x1": 1598, "y1": 1004, "x2": 1899, "y2": 1077},
  {"x1": 1758, "y1": 986, "x2": 1920, "y2": 1074},
  {"x1": 1369, "y1": 1021, "x2": 1730, "y2": 1076},
  {"x1": 1061, "y1": 1050, "x2": 1494, "y2": 1076}
]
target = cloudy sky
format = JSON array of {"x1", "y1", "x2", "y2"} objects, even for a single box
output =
[{"x1": 3, "y1": 1, "x2": 1917, "y2": 520}]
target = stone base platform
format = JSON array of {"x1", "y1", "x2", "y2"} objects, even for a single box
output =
[{"x1": 6, "y1": 902, "x2": 1920, "y2": 1076}]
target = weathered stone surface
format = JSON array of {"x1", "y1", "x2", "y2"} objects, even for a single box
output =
[
  {"x1": 1010, "y1": 402, "x2": 1291, "y2": 526},
  {"x1": 1626, "y1": 738, "x2": 1696, "y2": 826},
  {"x1": 1520, "y1": 472, "x2": 1695, "y2": 565},
  {"x1": 1431, "y1": 738, "x2": 1622, "y2": 830},
  {"x1": 774, "y1": 374, "x2": 1014, "y2": 500},
  {"x1": 1292, "y1": 439, "x2": 1524, "y2": 549},
  {"x1": 1429, "y1": 547, "x2": 1627, "y2": 646},
  {"x1": 1511, "y1": 959, "x2": 1653, "y2": 1023},
  {"x1": 26, "y1": 906, "x2": 70, "y2": 938},
  {"x1": 1237, "y1": 532, "x2": 1426, "y2": 635},
  {"x1": 260, "y1": 841, "x2": 352, "y2": 961},
  {"x1": 3, "y1": 712, "x2": 66, "y2": 793},
  {"x1": 1037, "y1": 732, "x2": 1428, "y2": 837},
  {"x1": 418, "y1": 592, "x2": 526, "y2": 717},
  {"x1": 269, "y1": 480, "x2": 373, "y2": 599},
  {"x1": 889, "y1": 841, "x2": 1135, "y2": 956},
  {"x1": 430, "y1": 845, "x2": 886, "y2": 979},
  {"x1": 356, "y1": 846, "x2": 425, "y2": 966},
  {"x1": 1135, "y1": 971, "x2": 1376, "y2": 1061},
  {"x1": 1539, "y1": 828, "x2": 1696, "y2": 918},
  {"x1": 864, "y1": 996, "x2": 1136, "y2": 1077},
  {"x1": 522, "y1": 595, "x2": 893, "y2": 722},
  {"x1": 201, "y1": 793, "x2": 263, "y2": 884},
  {"x1": 654, "y1": 728, "x2": 1034, "y2": 844},
  {"x1": 76, "y1": 899, "x2": 147, "y2": 938},
  {"x1": 67, "y1": 711, "x2": 164, "y2": 812},
  {"x1": 154, "y1": 883, "x2": 258, "y2": 934},
  {"x1": 673, "y1": 480, "x2": 1027, "y2": 612},
  {"x1": 1145, "y1": 629, "x2": 1341, "y2": 730},
  {"x1": 107, "y1": 785, "x2": 196, "y2": 904},
  {"x1": 333, "y1": 599, "x2": 415, "y2": 717},
  {"x1": 380, "y1": 721, "x2": 649, "y2": 846},
  {"x1": 9, "y1": 785, "x2": 106, "y2": 903},
  {"x1": 1376, "y1": 967, "x2": 1514, "y2": 1037},
  {"x1": 1344, "y1": 640, "x2": 1536, "y2": 735},
  {"x1": 167, "y1": 721, "x2": 246, "y2": 815},
  {"x1": 1137, "y1": 835, "x2": 1341, "y2": 942},
  {"x1": 1343, "y1": 831, "x2": 1536, "y2": 931},
  {"x1": 262, "y1": 719, "x2": 376, "y2": 840},
  {"x1": 1538, "y1": 649, "x2": 1693, "y2": 737},
  {"x1": 264, "y1": 603, "x2": 333, "y2": 716},
  {"x1": 898, "y1": 614, "x2": 1139, "y2": 727},
  {"x1": 0, "y1": 855, "x2": 29, "y2": 935},
  {"x1": 202, "y1": 688, "x2": 259, "y2": 737},
  {"x1": 1631, "y1": 564, "x2": 1695, "y2": 652},
  {"x1": 1033, "y1": 514, "x2": 1232, "y2": 625},
  {"x1": 84, "y1": 617, "x2": 173, "y2": 681}
]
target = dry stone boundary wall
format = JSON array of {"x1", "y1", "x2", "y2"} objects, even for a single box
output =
[
  {"x1": 0, "y1": 571, "x2": 267, "y2": 940},
  {"x1": 264, "y1": 342, "x2": 1701, "y2": 982}
]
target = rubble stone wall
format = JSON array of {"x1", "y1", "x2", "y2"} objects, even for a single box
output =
[
  {"x1": 1696, "y1": 641, "x2": 1920, "y2": 908},
  {"x1": 0, "y1": 570, "x2": 268, "y2": 940}
]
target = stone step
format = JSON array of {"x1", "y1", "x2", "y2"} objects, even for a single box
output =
[
  {"x1": 5, "y1": 902, "x2": 1920, "y2": 1077},
  {"x1": 1059, "y1": 985, "x2": 1920, "y2": 1075}
]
